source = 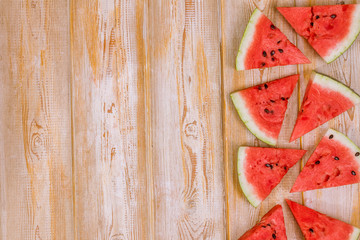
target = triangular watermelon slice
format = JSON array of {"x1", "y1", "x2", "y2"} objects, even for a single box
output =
[
  {"x1": 278, "y1": 4, "x2": 360, "y2": 63},
  {"x1": 238, "y1": 147, "x2": 306, "y2": 207},
  {"x1": 238, "y1": 205, "x2": 287, "y2": 240},
  {"x1": 231, "y1": 75, "x2": 299, "y2": 146},
  {"x1": 286, "y1": 199, "x2": 360, "y2": 240},
  {"x1": 236, "y1": 8, "x2": 310, "y2": 70},
  {"x1": 290, "y1": 72, "x2": 360, "y2": 142},
  {"x1": 291, "y1": 129, "x2": 360, "y2": 193}
]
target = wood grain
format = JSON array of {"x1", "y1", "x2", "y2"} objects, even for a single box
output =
[
  {"x1": 1, "y1": 0, "x2": 360, "y2": 239},
  {"x1": 221, "y1": 0, "x2": 305, "y2": 239},
  {"x1": 70, "y1": 0, "x2": 150, "y2": 239},
  {"x1": 148, "y1": 0, "x2": 226, "y2": 238},
  {"x1": 0, "y1": 0, "x2": 73, "y2": 239}
]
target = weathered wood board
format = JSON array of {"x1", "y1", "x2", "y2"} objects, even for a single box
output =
[
  {"x1": 0, "y1": 0, "x2": 359, "y2": 239},
  {"x1": 0, "y1": 0, "x2": 73, "y2": 239}
]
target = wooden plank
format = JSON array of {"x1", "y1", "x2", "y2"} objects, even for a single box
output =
[
  {"x1": 221, "y1": 0, "x2": 304, "y2": 239},
  {"x1": 70, "y1": 0, "x2": 150, "y2": 239},
  {"x1": 294, "y1": 0, "x2": 360, "y2": 230},
  {"x1": 0, "y1": 0, "x2": 73, "y2": 239},
  {"x1": 148, "y1": 0, "x2": 226, "y2": 238}
]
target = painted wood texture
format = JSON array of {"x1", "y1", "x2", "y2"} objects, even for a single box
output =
[
  {"x1": 70, "y1": 0, "x2": 150, "y2": 239},
  {"x1": 148, "y1": 0, "x2": 226, "y2": 239},
  {"x1": 1, "y1": 0, "x2": 360, "y2": 239},
  {"x1": 0, "y1": 0, "x2": 73, "y2": 239}
]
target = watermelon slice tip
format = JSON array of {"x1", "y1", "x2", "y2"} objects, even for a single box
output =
[
  {"x1": 238, "y1": 147, "x2": 306, "y2": 207},
  {"x1": 291, "y1": 128, "x2": 360, "y2": 193},
  {"x1": 236, "y1": 8, "x2": 310, "y2": 70}
]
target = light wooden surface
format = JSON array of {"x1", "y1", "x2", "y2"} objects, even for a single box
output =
[{"x1": 0, "y1": 0, "x2": 359, "y2": 239}]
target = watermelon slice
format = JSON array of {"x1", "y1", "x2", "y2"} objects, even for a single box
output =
[
  {"x1": 236, "y1": 8, "x2": 310, "y2": 70},
  {"x1": 238, "y1": 205, "x2": 287, "y2": 240},
  {"x1": 291, "y1": 129, "x2": 360, "y2": 193},
  {"x1": 286, "y1": 199, "x2": 360, "y2": 240},
  {"x1": 238, "y1": 147, "x2": 306, "y2": 207},
  {"x1": 278, "y1": 4, "x2": 360, "y2": 63},
  {"x1": 290, "y1": 72, "x2": 360, "y2": 142},
  {"x1": 231, "y1": 75, "x2": 299, "y2": 146}
]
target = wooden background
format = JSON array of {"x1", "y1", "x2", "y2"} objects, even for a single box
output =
[{"x1": 1, "y1": 0, "x2": 359, "y2": 239}]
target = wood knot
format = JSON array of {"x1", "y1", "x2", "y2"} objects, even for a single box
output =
[
  {"x1": 110, "y1": 233, "x2": 126, "y2": 240},
  {"x1": 31, "y1": 0, "x2": 37, "y2": 8},
  {"x1": 107, "y1": 103, "x2": 116, "y2": 113},
  {"x1": 111, "y1": 148, "x2": 116, "y2": 161},
  {"x1": 184, "y1": 120, "x2": 198, "y2": 138},
  {"x1": 35, "y1": 225, "x2": 42, "y2": 240},
  {"x1": 29, "y1": 120, "x2": 46, "y2": 160}
]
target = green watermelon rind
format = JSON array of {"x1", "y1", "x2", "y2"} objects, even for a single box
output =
[
  {"x1": 323, "y1": 5, "x2": 360, "y2": 63},
  {"x1": 313, "y1": 72, "x2": 360, "y2": 105},
  {"x1": 230, "y1": 92, "x2": 277, "y2": 146},
  {"x1": 349, "y1": 226, "x2": 360, "y2": 240},
  {"x1": 237, "y1": 147, "x2": 262, "y2": 207},
  {"x1": 236, "y1": 8, "x2": 262, "y2": 71},
  {"x1": 326, "y1": 128, "x2": 360, "y2": 161}
]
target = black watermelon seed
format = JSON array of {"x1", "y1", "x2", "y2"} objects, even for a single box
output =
[
  {"x1": 267, "y1": 224, "x2": 271, "y2": 226},
  {"x1": 316, "y1": 15, "x2": 320, "y2": 19},
  {"x1": 278, "y1": 49, "x2": 283, "y2": 53},
  {"x1": 264, "y1": 84, "x2": 268, "y2": 89},
  {"x1": 265, "y1": 163, "x2": 273, "y2": 169},
  {"x1": 284, "y1": 166, "x2": 287, "y2": 170},
  {"x1": 271, "y1": 58, "x2": 275, "y2": 61},
  {"x1": 356, "y1": 152, "x2": 360, "y2": 157},
  {"x1": 262, "y1": 225, "x2": 266, "y2": 228},
  {"x1": 270, "y1": 99, "x2": 275, "y2": 103},
  {"x1": 352, "y1": 171, "x2": 356, "y2": 176},
  {"x1": 281, "y1": 97, "x2": 285, "y2": 100},
  {"x1": 261, "y1": 62, "x2": 266, "y2": 67},
  {"x1": 272, "y1": 233, "x2": 276, "y2": 239},
  {"x1": 271, "y1": 24, "x2": 276, "y2": 30},
  {"x1": 334, "y1": 156, "x2": 339, "y2": 160},
  {"x1": 331, "y1": 14, "x2": 337, "y2": 19},
  {"x1": 263, "y1": 51, "x2": 267, "y2": 57},
  {"x1": 329, "y1": 134, "x2": 334, "y2": 139},
  {"x1": 315, "y1": 160, "x2": 320, "y2": 164},
  {"x1": 264, "y1": 108, "x2": 270, "y2": 113},
  {"x1": 309, "y1": 228, "x2": 314, "y2": 233},
  {"x1": 310, "y1": 22, "x2": 314, "y2": 27},
  {"x1": 276, "y1": 163, "x2": 278, "y2": 166},
  {"x1": 271, "y1": 50, "x2": 275, "y2": 56},
  {"x1": 277, "y1": 40, "x2": 281, "y2": 44}
]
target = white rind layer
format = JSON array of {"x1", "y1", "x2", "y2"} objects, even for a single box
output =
[
  {"x1": 325, "y1": 129, "x2": 360, "y2": 173},
  {"x1": 231, "y1": 92, "x2": 277, "y2": 146},
  {"x1": 323, "y1": 5, "x2": 360, "y2": 63},
  {"x1": 237, "y1": 147, "x2": 262, "y2": 207},
  {"x1": 349, "y1": 226, "x2": 360, "y2": 240},
  {"x1": 236, "y1": 8, "x2": 262, "y2": 70},
  {"x1": 313, "y1": 72, "x2": 360, "y2": 105}
]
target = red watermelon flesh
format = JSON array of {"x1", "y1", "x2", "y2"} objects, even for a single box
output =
[
  {"x1": 290, "y1": 73, "x2": 360, "y2": 142},
  {"x1": 238, "y1": 205, "x2": 287, "y2": 240},
  {"x1": 231, "y1": 75, "x2": 299, "y2": 146},
  {"x1": 278, "y1": 4, "x2": 360, "y2": 63},
  {"x1": 236, "y1": 9, "x2": 310, "y2": 70},
  {"x1": 238, "y1": 147, "x2": 306, "y2": 207},
  {"x1": 291, "y1": 129, "x2": 360, "y2": 193},
  {"x1": 286, "y1": 199, "x2": 360, "y2": 240}
]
